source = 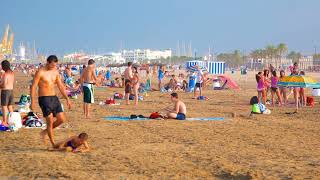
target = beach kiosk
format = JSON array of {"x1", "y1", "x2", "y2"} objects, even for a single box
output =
[{"x1": 206, "y1": 61, "x2": 225, "y2": 75}]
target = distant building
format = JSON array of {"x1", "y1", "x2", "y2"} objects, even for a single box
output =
[
  {"x1": 93, "y1": 53, "x2": 125, "y2": 64},
  {"x1": 121, "y1": 49, "x2": 172, "y2": 62},
  {"x1": 298, "y1": 55, "x2": 313, "y2": 70},
  {"x1": 247, "y1": 58, "x2": 292, "y2": 70}
]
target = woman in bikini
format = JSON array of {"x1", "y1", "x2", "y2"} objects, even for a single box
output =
[
  {"x1": 270, "y1": 70, "x2": 282, "y2": 107},
  {"x1": 256, "y1": 72, "x2": 266, "y2": 104},
  {"x1": 279, "y1": 70, "x2": 288, "y2": 105},
  {"x1": 132, "y1": 67, "x2": 140, "y2": 106}
]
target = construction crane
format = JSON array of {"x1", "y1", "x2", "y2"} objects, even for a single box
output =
[
  {"x1": 0, "y1": 24, "x2": 14, "y2": 59},
  {"x1": 6, "y1": 33, "x2": 14, "y2": 54}
]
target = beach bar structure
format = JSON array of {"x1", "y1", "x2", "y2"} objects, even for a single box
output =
[
  {"x1": 186, "y1": 60, "x2": 226, "y2": 74},
  {"x1": 186, "y1": 60, "x2": 207, "y2": 69}
]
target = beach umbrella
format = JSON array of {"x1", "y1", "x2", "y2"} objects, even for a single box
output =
[{"x1": 278, "y1": 75, "x2": 320, "y2": 88}]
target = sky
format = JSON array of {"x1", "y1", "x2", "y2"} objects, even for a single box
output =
[{"x1": 1, "y1": 0, "x2": 320, "y2": 55}]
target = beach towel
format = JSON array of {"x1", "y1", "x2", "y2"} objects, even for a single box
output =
[
  {"x1": 103, "y1": 116, "x2": 225, "y2": 121},
  {"x1": 186, "y1": 117, "x2": 225, "y2": 121},
  {"x1": 104, "y1": 116, "x2": 150, "y2": 121}
]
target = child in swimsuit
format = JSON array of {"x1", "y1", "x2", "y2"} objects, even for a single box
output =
[
  {"x1": 256, "y1": 72, "x2": 266, "y2": 104},
  {"x1": 299, "y1": 71, "x2": 306, "y2": 107},
  {"x1": 270, "y1": 71, "x2": 282, "y2": 107},
  {"x1": 279, "y1": 70, "x2": 287, "y2": 105},
  {"x1": 52, "y1": 132, "x2": 89, "y2": 153}
]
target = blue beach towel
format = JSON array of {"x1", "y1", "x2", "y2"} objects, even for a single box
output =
[
  {"x1": 104, "y1": 116, "x2": 225, "y2": 121},
  {"x1": 186, "y1": 117, "x2": 225, "y2": 121},
  {"x1": 104, "y1": 116, "x2": 150, "y2": 121}
]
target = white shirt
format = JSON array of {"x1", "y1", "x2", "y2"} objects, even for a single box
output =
[{"x1": 196, "y1": 70, "x2": 203, "y2": 83}]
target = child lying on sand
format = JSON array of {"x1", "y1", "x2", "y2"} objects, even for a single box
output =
[{"x1": 51, "y1": 132, "x2": 90, "y2": 153}]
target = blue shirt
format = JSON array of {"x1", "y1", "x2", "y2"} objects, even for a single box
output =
[{"x1": 158, "y1": 70, "x2": 164, "y2": 79}]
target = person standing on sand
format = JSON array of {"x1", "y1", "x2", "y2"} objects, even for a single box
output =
[
  {"x1": 132, "y1": 67, "x2": 140, "y2": 105},
  {"x1": 194, "y1": 66, "x2": 204, "y2": 99},
  {"x1": 158, "y1": 65, "x2": 164, "y2": 90},
  {"x1": 0, "y1": 60, "x2": 15, "y2": 126},
  {"x1": 30, "y1": 55, "x2": 72, "y2": 147},
  {"x1": 165, "y1": 92, "x2": 187, "y2": 120},
  {"x1": 80, "y1": 59, "x2": 97, "y2": 119},
  {"x1": 124, "y1": 62, "x2": 133, "y2": 105}
]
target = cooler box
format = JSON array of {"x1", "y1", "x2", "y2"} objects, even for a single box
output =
[
  {"x1": 312, "y1": 88, "x2": 320, "y2": 96},
  {"x1": 188, "y1": 75, "x2": 196, "y2": 89}
]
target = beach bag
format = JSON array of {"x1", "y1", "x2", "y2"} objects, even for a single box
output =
[
  {"x1": 129, "y1": 94, "x2": 135, "y2": 100},
  {"x1": 22, "y1": 112, "x2": 38, "y2": 125},
  {"x1": 262, "y1": 109, "x2": 271, "y2": 115},
  {"x1": 19, "y1": 94, "x2": 31, "y2": 105},
  {"x1": 251, "y1": 104, "x2": 261, "y2": 114},
  {"x1": 258, "y1": 103, "x2": 266, "y2": 113},
  {"x1": 0, "y1": 124, "x2": 9, "y2": 131},
  {"x1": 105, "y1": 98, "x2": 115, "y2": 105},
  {"x1": 25, "y1": 118, "x2": 43, "y2": 127},
  {"x1": 149, "y1": 112, "x2": 161, "y2": 119},
  {"x1": 250, "y1": 96, "x2": 259, "y2": 105},
  {"x1": 8, "y1": 112, "x2": 22, "y2": 129},
  {"x1": 307, "y1": 97, "x2": 314, "y2": 107},
  {"x1": 197, "y1": 96, "x2": 207, "y2": 100},
  {"x1": 114, "y1": 93, "x2": 123, "y2": 99}
]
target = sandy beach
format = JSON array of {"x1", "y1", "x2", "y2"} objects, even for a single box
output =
[{"x1": 0, "y1": 71, "x2": 320, "y2": 179}]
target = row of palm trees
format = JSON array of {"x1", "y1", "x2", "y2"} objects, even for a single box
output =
[{"x1": 250, "y1": 43, "x2": 289, "y2": 68}]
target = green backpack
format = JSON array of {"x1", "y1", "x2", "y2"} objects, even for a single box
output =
[{"x1": 251, "y1": 104, "x2": 261, "y2": 114}]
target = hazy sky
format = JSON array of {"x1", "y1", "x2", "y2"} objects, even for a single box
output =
[{"x1": 1, "y1": 0, "x2": 320, "y2": 55}]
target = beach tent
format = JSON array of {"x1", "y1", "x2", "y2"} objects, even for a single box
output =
[
  {"x1": 206, "y1": 61, "x2": 225, "y2": 74},
  {"x1": 186, "y1": 60, "x2": 206, "y2": 69},
  {"x1": 217, "y1": 75, "x2": 240, "y2": 90}
]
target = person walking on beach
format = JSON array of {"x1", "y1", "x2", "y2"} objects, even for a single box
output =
[
  {"x1": 165, "y1": 92, "x2": 187, "y2": 120},
  {"x1": 0, "y1": 60, "x2": 15, "y2": 126},
  {"x1": 30, "y1": 55, "x2": 72, "y2": 147},
  {"x1": 124, "y1": 62, "x2": 133, "y2": 105},
  {"x1": 80, "y1": 59, "x2": 97, "y2": 119},
  {"x1": 194, "y1": 66, "x2": 204, "y2": 99},
  {"x1": 158, "y1": 65, "x2": 164, "y2": 90}
]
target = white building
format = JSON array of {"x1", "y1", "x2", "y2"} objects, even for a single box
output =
[
  {"x1": 93, "y1": 53, "x2": 125, "y2": 64},
  {"x1": 298, "y1": 55, "x2": 313, "y2": 70},
  {"x1": 121, "y1": 49, "x2": 172, "y2": 62}
]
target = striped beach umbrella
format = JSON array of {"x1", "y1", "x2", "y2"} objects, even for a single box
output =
[{"x1": 278, "y1": 75, "x2": 320, "y2": 88}]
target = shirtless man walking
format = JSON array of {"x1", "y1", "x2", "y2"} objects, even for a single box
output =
[
  {"x1": 80, "y1": 59, "x2": 97, "y2": 119},
  {"x1": 31, "y1": 55, "x2": 71, "y2": 147},
  {"x1": 123, "y1": 62, "x2": 133, "y2": 105},
  {"x1": 165, "y1": 92, "x2": 187, "y2": 120},
  {"x1": 0, "y1": 60, "x2": 15, "y2": 126}
]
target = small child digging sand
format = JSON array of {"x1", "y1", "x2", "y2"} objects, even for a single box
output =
[{"x1": 51, "y1": 132, "x2": 90, "y2": 153}]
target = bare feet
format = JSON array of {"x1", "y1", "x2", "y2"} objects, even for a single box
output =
[{"x1": 40, "y1": 130, "x2": 48, "y2": 145}]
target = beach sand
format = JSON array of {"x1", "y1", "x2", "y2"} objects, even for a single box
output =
[{"x1": 0, "y1": 71, "x2": 319, "y2": 179}]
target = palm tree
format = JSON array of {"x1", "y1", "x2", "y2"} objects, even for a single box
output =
[
  {"x1": 265, "y1": 45, "x2": 277, "y2": 67},
  {"x1": 287, "y1": 51, "x2": 302, "y2": 63},
  {"x1": 277, "y1": 43, "x2": 288, "y2": 68}
]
